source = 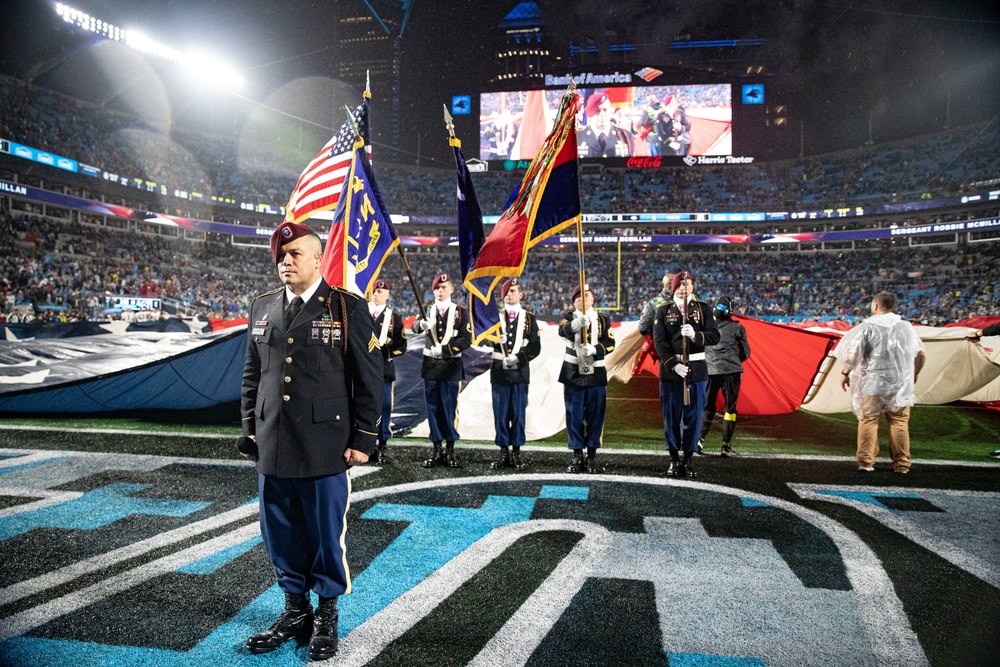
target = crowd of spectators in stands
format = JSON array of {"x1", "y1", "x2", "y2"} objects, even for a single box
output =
[
  {"x1": 3, "y1": 205, "x2": 997, "y2": 327},
  {"x1": 2, "y1": 75, "x2": 998, "y2": 329},
  {"x1": 375, "y1": 243, "x2": 998, "y2": 326},
  {"x1": 3, "y1": 75, "x2": 999, "y2": 224}
]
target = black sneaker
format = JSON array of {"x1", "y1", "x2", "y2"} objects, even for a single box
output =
[
  {"x1": 696, "y1": 439, "x2": 705, "y2": 455},
  {"x1": 721, "y1": 443, "x2": 734, "y2": 457}
]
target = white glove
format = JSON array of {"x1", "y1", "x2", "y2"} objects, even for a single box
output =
[
  {"x1": 431, "y1": 344, "x2": 443, "y2": 358},
  {"x1": 413, "y1": 318, "x2": 427, "y2": 333},
  {"x1": 503, "y1": 355, "x2": 518, "y2": 369},
  {"x1": 582, "y1": 344, "x2": 597, "y2": 357},
  {"x1": 673, "y1": 363, "x2": 690, "y2": 378},
  {"x1": 571, "y1": 315, "x2": 590, "y2": 332},
  {"x1": 680, "y1": 324, "x2": 696, "y2": 341}
]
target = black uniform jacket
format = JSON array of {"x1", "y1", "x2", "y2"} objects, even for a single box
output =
[
  {"x1": 653, "y1": 298, "x2": 720, "y2": 385},
  {"x1": 241, "y1": 280, "x2": 384, "y2": 478},
  {"x1": 413, "y1": 302, "x2": 472, "y2": 381},
  {"x1": 705, "y1": 318, "x2": 751, "y2": 376},
  {"x1": 557, "y1": 309, "x2": 615, "y2": 388},
  {"x1": 372, "y1": 307, "x2": 407, "y2": 381},
  {"x1": 577, "y1": 125, "x2": 634, "y2": 158},
  {"x1": 490, "y1": 308, "x2": 541, "y2": 385}
]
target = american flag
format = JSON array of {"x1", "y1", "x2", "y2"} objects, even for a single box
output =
[{"x1": 284, "y1": 100, "x2": 370, "y2": 224}]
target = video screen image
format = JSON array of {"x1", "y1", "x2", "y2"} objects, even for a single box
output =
[{"x1": 479, "y1": 83, "x2": 732, "y2": 161}]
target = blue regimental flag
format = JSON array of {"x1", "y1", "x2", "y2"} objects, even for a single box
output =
[
  {"x1": 454, "y1": 138, "x2": 501, "y2": 345},
  {"x1": 322, "y1": 138, "x2": 399, "y2": 297}
]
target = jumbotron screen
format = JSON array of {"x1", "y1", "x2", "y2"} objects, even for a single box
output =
[{"x1": 479, "y1": 83, "x2": 734, "y2": 165}]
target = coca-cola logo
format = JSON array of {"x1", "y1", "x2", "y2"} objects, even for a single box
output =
[{"x1": 626, "y1": 156, "x2": 663, "y2": 169}]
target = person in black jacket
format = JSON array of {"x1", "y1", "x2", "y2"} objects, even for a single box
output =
[
  {"x1": 369, "y1": 279, "x2": 407, "y2": 464},
  {"x1": 489, "y1": 278, "x2": 541, "y2": 470},
  {"x1": 558, "y1": 282, "x2": 616, "y2": 473},
  {"x1": 411, "y1": 273, "x2": 471, "y2": 467},
  {"x1": 653, "y1": 271, "x2": 720, "y2": 477},
  {"x1": 698, "y1": 296, "x2": 751, "y2": 457},
  {"x1": 240, "y1": 221, "x2": 383, "y2": 662}
]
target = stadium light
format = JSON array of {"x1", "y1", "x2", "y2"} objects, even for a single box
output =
[
  {"x1": 54, "y1": 2, "x2": 244, "y2": 89},
  {"x1": 181, "y1": 51, "x2": 245, "y2": 90}
]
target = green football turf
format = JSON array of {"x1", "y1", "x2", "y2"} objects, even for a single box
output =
[{"x1": 1, "y1": 388, "x2": 997, "y2": 462}]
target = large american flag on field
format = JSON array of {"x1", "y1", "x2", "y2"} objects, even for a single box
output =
[{"x1": 284, "y1": 98, "x2": 370, "y2": 224}]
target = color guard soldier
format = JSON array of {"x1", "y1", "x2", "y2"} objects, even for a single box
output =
[
  {"x1": 411, "y1": 273, "x2": 471, "y2": 467},
  {"x1": 240, "y1": 221, "x2": 383, "y2": 661},
  {"x1": 653, "y1": 270, "x2": 720, "y2": 478},
  {"x1": 558, "y1": 282, "x2": 615, "y2": 473},
  {"x1": 489, "y1": 278, "x2": 541, "y2": 470},
  {"x1": 369, "y1": 279, "x2": 407, "y2": 463}
]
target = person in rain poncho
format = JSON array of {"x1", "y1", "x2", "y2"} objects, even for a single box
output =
[{"x1": 834, "y1": 292, "x2": 926, "y2": 473}]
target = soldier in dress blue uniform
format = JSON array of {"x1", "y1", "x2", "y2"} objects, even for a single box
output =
[
  {"x1": 489, "y1": 278, "x2": 541, "y2": 470},
  {"x1": 411, "y1": 273, "x2": 471, "y2": 468},
  {"x1": 577, "y1": 91, "x2": 634, "y2": 159},
  {"x1": 368, "y1": 279, "x2": 407, "y2": 464},
  {"x1": 558, "y1": 282, "x2": 615, "y2": 473},
  {"x1": 239, "y1": 221, "x2": 383, "y2": 662},
  {"x1": 653, "y1": 270, "x2": 720, "y2": 478}
]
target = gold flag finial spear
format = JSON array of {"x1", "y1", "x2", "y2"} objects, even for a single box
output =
[
  {"x1": 444, "y1": 104, "x2": 460, "y2": 148},
  {"x1": 344, "y1": 105, "x2": 361, "y2": 141},
  {"x1": 443, "y1": 104, "x2": 456, "y2": 139}
]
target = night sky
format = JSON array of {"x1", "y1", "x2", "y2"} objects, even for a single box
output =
[{"x1": 2, "y1": 0, "x2": 998, "y2": 163}]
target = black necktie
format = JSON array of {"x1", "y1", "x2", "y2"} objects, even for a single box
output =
[{"x1": 285, "y1": 295, "x2": 303, "y2": 329}]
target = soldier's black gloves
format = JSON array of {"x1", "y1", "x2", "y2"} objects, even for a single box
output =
[{"x1": 236, "y1": 435, "x2": 258, "y2": 459}]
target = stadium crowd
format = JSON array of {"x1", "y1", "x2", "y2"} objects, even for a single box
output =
[
  {"x1": 3, "y1": 204, "x2": 997, "y2": 327},
  {"x1": 2, "y1": 75, "x2": 998, "y2": 327},
  {"x1": 3, "y1": 75, "x2": 999, "y2": 220}
]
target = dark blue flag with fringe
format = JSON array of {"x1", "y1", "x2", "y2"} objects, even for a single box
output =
[{"x1": 453, "y1": 138, "x2": 501, "y2": 344}]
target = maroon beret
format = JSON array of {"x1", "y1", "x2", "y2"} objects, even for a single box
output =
[
  {"x1": 585, "y1": 92, "x2": 609, "y2": 116},
  {"x1": 571, "y1": 282, "x2": 591, "y2": 301},
  {"x1": 270, "y1": 221, "x2": 318, "y2": 264},
  {"x1": 432, "y1": 273, "x2": 452, "y2": 290},
  {"x1": 373, "y1": 279, "x2": 391, "y2": 291},
  {"x1": 671, "y1": 270, "x2": 692, "y2": 292},
  {"x1": 501, "y1": 278, "x2": 520, "y2": 297}
]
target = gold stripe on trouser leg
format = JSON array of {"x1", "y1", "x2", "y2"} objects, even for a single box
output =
[
  {"x1": 340, "y1": 473, "x2": 352, "y2": 594},
  {"x1": 452, "y1": 381, "x2": 462, "y2": 431}
]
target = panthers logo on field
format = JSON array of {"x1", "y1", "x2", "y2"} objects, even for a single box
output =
[{"x1": 0, "y1": 449, "x2": 939, "y2": 666}]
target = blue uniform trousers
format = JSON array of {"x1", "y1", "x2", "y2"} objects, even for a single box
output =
[
  {"x1": 380, "y1": 381, "x2": 393, "y2": 441},
  {"x1": 660, "y1": 380, "x2": 708, "y2": 455},
  {"x1": 258, "y1": 472, "x2": 351, "y2": 598},
  {"x1": 492, "y1": 382, "x2": 528, "y2": 448},
  {"x1": 564, "y1": 384, "x2": 606, "y2": 450},
  {"x1": 425, "y1": 379, "x2": 461, "y2": 443}
]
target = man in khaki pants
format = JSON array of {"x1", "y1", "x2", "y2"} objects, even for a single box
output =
[{"x1": 835, "y1": 292, "x2": 926, "y2": 473}]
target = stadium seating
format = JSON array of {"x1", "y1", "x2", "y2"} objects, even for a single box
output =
[{"x1": 1, "y1": 75, "x2": 997, "y2": 325}]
